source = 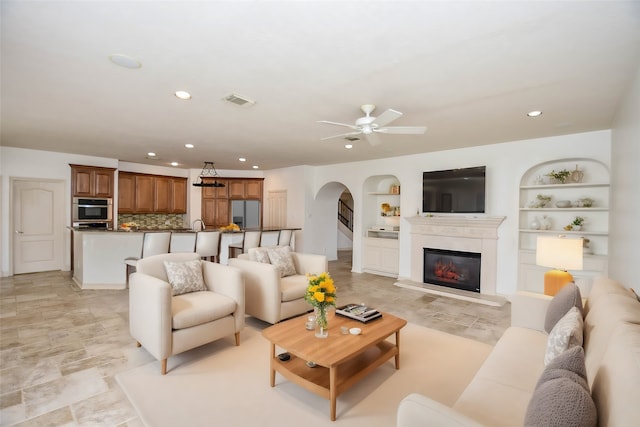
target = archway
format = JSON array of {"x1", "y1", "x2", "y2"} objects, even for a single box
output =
[{"x1": 309, "y1": 181, "x2": 354, "y2": 266}]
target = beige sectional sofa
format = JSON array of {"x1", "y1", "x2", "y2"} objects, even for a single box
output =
[{"x1": 397, "y1": 277, "x2": 640, "y2": 426}]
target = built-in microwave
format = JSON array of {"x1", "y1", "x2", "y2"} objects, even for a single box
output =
[{"x1": 73, "y1": 197, "x2": 113, "y2": 222}]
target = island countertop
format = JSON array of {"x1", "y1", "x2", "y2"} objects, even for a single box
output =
[{"x1": 70, "y1": 226, "x2": 299, "y2": 289}]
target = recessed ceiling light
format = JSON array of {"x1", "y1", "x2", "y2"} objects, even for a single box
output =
[
  {"x1": 175, "y1": 91, "x2": 192, "y2": 100},
  {"x1": 170, "y1": 162, "x2": 179, "y2": 167},
  {"x1": 184, "y1": 143, "x2": 194, "y2": 148},
  {"x1": 252, "y1": 165, "x2": 259, "y2": 169},
  {"x1": 147, "y1": 152, "x2": 156, "y2": 157},
  {"x1": 527, "y1": 110, "x2": 542, "y2": 117},
  {"x1": 345, "y1": 144, "x2": 353, "y2": 149},
  {"x1": 239, "y1": 158, "x2": 246, "y2": 162},
  {"x1": 108, "y1": 54, "x2": 142, "y2": 69}
]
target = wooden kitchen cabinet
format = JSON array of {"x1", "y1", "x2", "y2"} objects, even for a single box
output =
[
  {"x1": 117, "y1": 172, "x2": 136, "y2": 213},
  {"x1": 154, "y1": 176, "x2": 171, "y2": 212},
  {"x1": 118, "y1": 172, "x2": 187, "y2": 214},
  {"x1": 135, "y1": 175, "x2": 155, "y2": 213},
  {"x1": 228, "y1": 179, "x2": 263, "y2": 199},
  {"x1": 202, "y1": 198, "x2": 229, "y2": 228},
  {"x1": 70, "y1": 164, "x2": 115, "y2": 198},
  {"x1": 170, "y1": 177, "x2": 187, "y2": 213}
]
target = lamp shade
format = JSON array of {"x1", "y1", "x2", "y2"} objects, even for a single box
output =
[{"x1": 536, "y1": 236, "x2": 583, "y2": 270}]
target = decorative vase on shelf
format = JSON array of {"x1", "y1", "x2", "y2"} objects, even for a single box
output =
[
  {"x1": 314, "y1": 306, "x2": 329, "y2": 339},
  {"x1": 540, "y1": 215, "x2": 551, "y2": 230},
  {"x1": 530, "y1": 218, "x2": 540, "y2": 230}
]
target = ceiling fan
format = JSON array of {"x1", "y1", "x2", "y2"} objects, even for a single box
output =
[{"x1": 317, "y1": 104, "x2": 426, "y2": 146}]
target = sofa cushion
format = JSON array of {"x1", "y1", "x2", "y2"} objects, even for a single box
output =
[
  {"x1": 267, "y1": 246, "x2": 297, "y2": 277},
  {"x1": 453, "y1": 327, "x2": 547, "y2": 427},
  {"x1": 583, "y1": 293, "x2": 640, "y2": 384},
  {"x1": 524, "y1": 377, "x2": 597, "y2": 427},
  {"x1": 584, "y1": 277, "x2": 633, "y2": 314},
  {"x1": 171, "y1": 291, "x2": 236, "y2": 330},
  {"x1": 545, "y1": 282, "x2": 583, "y2": 333},
  {"x1": 163, "y1": 260, "x2": 207, "y2": 296},
  {"x1": 591, "y1": 322, "x2": 640, "y2": 427},
  {"x1": 280, "y1": 274, "x2": 308, "y2": 302},
  {"x1": 536, "y1": 346, "x2": 589, "y2": 391},
  {"x1": 544, "y1": 307, "x2": 583, "y2": 365}
]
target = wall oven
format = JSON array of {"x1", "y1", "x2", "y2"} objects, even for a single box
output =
[{"x1": 73, "y1": 197, "x2": 113, "y2": 223}]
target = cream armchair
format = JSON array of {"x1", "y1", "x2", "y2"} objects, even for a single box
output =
[
  {"x1": 228, "y1": 249, "x2": 327, "y2": 324},
  {"x1": 129, "y1": 252, "x2": 244, "y2": 374}
]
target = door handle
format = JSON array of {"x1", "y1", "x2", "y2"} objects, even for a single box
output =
[{"x1": 15, "y1": 230, "x2": 24, "y2": 234}]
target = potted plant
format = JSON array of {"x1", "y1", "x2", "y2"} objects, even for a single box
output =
[
  {"x1": 564, "y1": 216, "x2": 585, "y2": 231},
  {"x1": 546, "y1": 169, "x2": 571, "y2": 184}
]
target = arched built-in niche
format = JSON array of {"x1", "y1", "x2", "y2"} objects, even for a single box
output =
[
  {"x1": 362, "y1": 174, "x2": 401, "y2": 277},
  {"x1": 518, "y1": 158, "x2": 609, "y2": 295}
]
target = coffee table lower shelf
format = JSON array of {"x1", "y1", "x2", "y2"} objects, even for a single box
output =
[{"x1": 270, "y1": 340, "x2": 398, "y2": 420}]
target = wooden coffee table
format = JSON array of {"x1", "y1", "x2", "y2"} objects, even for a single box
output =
[{"x1": 262, "y1": 311, "x2": 407, "y2": 421}]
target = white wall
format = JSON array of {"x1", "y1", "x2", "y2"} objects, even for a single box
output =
[
  {"x1": 611, "y1": 66, "x2": 640, "y2": 293},
  {"x1": 303, "y1": 130, "x2": 611, "y2": 296},
  {"x1": 0, "y1": 147, "x2": 119, "y2": 275}
]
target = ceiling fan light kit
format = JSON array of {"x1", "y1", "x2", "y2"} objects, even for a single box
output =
[
  {"x1": 193, "y1": 161, "x2": 226, "y2": 187},
  {"x1": 318, "y1": 104, "x2": 426, "y2": 146}
]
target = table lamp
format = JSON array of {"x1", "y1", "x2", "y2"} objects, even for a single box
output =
[{"x1": 536, "y1": 236, "x2": 583, "y2": 296}]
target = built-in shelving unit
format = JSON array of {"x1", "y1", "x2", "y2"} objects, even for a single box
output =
[
  {"x1": 362, "y1": 175, "x2": 401, "y2": 277},
  {"x1": 518, "y1": 158, "x2": 609, "y2": 294}
]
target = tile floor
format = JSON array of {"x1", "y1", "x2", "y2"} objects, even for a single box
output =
[{"x1": 0, "y1": 251, "x2": 510, "y2": 426}]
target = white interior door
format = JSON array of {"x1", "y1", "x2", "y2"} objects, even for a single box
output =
[
  {"x1": 12, "y1": 179, "x2": 65, "y2": 274},
  {"x1": 267, "y1": 190, "x2": 287, "y2": 227}
]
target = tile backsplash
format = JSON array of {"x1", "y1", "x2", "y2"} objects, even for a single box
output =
[{"x1": 118, "y1": 214, "x2": 186, "y2": 229}]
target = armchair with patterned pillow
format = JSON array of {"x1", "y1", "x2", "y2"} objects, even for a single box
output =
[
  {"x1": 129, "y1": 252, "x2": 245, "y2": 374},
  {"x1": 228, "y1": 246, "x2": 328, "y2": 324}
]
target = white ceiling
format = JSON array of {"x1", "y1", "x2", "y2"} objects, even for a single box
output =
[{"x1": 2, "y1": 1, "x2": 639, "y2": 171}]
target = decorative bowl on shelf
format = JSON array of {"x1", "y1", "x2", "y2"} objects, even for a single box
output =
[{"x1": 555, "y1": 200, "x2": 572, "y2": 208}]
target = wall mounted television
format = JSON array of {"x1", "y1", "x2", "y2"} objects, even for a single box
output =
[{"x1": 422, "y1": 166, "x2": 486, "y2": 213}]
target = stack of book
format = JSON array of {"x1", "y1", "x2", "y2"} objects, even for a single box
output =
[{"x1": 336, "y1": 304, "x2": 382, "y2": 323}]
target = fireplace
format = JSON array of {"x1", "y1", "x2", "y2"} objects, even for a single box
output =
[
  {"x1": 407, "y1": 216, "x2": 505, "y2": 296},
  {"x1": 424, "y1": 248, "x2": 481, "y2": 293}
]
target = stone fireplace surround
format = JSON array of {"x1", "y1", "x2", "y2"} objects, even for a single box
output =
[{"x1": 405, "y1": 215, "x2": 506, "y2": 296}]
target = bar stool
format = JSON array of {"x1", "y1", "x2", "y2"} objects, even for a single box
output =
[
  {"x1": 124, "y1": 232, "x2": 172, "y2": 287},
  {"x1": 229, "y1": 230, "x2": 262, "y2": 258},
  {"x1": 260, "y1": 230, "x2": 280, "y2": 247},
  {"x1": 278, "y1": 229, "x2": 293, "y2": 247},
  {"x1": 195, "y1": 231, "x2": 221, "y2": 262}
]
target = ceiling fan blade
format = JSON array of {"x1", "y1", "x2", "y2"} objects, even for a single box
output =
[
  {"x1": 320, "y1": 131, "x2": 362, "y2": 141},
  {"x1": 372, "y1": 109, "x2": 402, "y2": 127},
  {"x1": 317, "y1": 120, "x2": 359, "y2": 130},
  {"x1": 364, "y1": 132, "x2": 382, "y2": 146},
  {"x1": 376, "y1": 126, "x2": 427, "y2": 135}
]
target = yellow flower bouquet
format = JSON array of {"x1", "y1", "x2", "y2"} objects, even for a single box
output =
[{"x1": 305, "y1": 272, "x2": 336, "y2": 336}]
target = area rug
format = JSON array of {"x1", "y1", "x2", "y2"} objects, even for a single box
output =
[{"x1": 116, "y1": 321, "x2": 492, "y2": 427}]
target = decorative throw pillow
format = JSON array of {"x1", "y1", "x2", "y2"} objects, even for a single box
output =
[
  {"x1": 544, "y1": 306, "x2": 584, "y2": 366},
  {"x1": 536, "y1": 346, "x2": 589, "y2": 391},
  {"x1": 267, "y1": 246, "x2": 297, "y2": 277},
  {"x1": 545, "y1": 282, "x2": 584, "y2": 333},
  {"x1": 249, "y1": 247, "x2": 271, "y2": 264},
  {"x1": 524, "y1": 377, "x2": 597, "y2": 427},
  {"x1": 163, "y1": 260, "x2": 207, "y2": 296}
]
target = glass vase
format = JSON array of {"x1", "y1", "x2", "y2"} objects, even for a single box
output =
[{"x1": 314, "y1": 306, "x2": 329, "y2": 338}]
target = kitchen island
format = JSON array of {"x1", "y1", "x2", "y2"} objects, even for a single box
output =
[{"x1": 71, "y1": 227, "x2": 299, "y2": 289}]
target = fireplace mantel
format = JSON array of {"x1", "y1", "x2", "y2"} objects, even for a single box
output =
[{"x1": 406, "y1": 215, "x2": 506, "y2": 295}]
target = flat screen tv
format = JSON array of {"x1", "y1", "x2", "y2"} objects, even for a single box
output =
[{"x1": 422, "y1": 166, "x2": 486, "y2": 213}]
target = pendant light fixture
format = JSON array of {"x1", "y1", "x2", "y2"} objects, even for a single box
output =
[{"x1": 192, "y1": 161, "x2": 225, "y2": 187}]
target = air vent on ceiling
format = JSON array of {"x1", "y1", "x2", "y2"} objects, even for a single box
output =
[{"x1": 223, "y1": 93, "x2": 255, "y2": 107}]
